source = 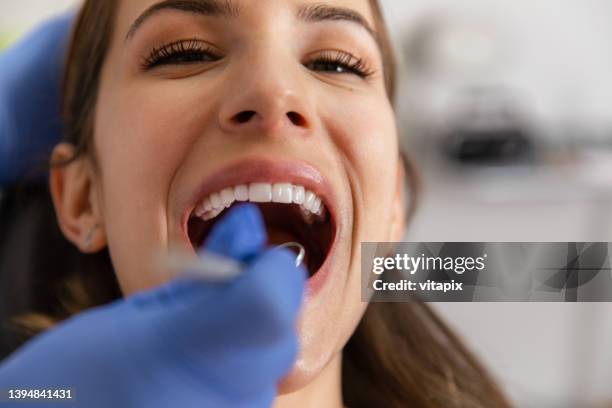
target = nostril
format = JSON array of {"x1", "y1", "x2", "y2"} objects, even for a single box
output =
[
  {"x1": 230, "y1": 110, "x2": 308, "y2": 127},
  {"x1": 287, "y1": 111, "x2": 307, "y2": 127},
  {"x1": 233, "y1": 111, "x2": 256, "y2": 124}
]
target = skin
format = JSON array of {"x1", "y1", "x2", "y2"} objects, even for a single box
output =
[{"x1": 50, "y1": 0, "x2": 406, "y2": 406}]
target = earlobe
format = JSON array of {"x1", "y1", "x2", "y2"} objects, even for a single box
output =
[
  {"x1": 49, "y1": 143, "x2": 106, "y2": 253},
  {"x1": 389, "y1": 157, "x2": 407, "y2": 241}
]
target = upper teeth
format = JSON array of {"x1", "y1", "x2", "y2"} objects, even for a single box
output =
[{"x1": 194, "y1": 183, "x2": 326, "y2": 221}]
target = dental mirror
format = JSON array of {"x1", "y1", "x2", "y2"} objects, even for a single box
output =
[{"x1": 160, "y1": 241, "x2": 306, "y2": 281}]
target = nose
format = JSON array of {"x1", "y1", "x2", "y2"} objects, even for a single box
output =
[{"x1": 217, "y1": 64, "x2": 313, "y2": 135}]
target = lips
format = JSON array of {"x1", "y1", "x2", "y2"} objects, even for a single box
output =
[{"x1": 181, "y1": 158, "x2": 338, "y2": 288}]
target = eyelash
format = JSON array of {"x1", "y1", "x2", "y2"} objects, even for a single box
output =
[
  {"x1": 141, "y1": 39, "x2": 375, "y2": 78},
  {"x1": 141, "y1": 39, "x2": 221, "y2": 70},
  {"x1": 304, "y1": 50, "x2": 374, "y2": 78}
]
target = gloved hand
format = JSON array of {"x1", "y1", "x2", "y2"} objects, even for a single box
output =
[
  {"x1": 0, "y1": 12, "x2": 73, "y2": 185},
  {"x1": 0, "y1": 204, "x2": 306, "y2": 407}
]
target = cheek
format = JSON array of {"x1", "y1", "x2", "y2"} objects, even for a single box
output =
[
  {"x1": 93, "y1": 81, "x2": 211, "y2": 293},
  {"x1": 282, "y1": 93, "x2": 397, "y2": 386},
  {"x1": 328, "y1": 93, "x2": 399, "y2": 239}
]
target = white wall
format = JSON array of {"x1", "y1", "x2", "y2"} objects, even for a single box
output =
[
  {"x1": 381, "y1": 0, "x2": 612, "y2": 132},
  {"x1": 0, "y1": 0, "x2": 77, "y2": 35},
  {"x1": 379, "y1": 1, "x2": 612, "y2": 406}
]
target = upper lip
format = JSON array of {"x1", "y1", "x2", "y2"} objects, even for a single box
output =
[{"x1": 180, "y1": 157, "x2": 338, "y2": 244}]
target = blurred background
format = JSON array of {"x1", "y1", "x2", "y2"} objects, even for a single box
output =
[
  {"x1": 381, "y1": 2, "x2": 612, "y2": 408},
  {"x1": 2, "y1": 0, "x2": 612, "y2": 407}
]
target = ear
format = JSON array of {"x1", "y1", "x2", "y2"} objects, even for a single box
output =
[
  {"x1": 49, "y1": 143, "x2": 106, "y2": 253},
  {"x1": 389, "y1": 156, "x2": 407, "y2": 241}
]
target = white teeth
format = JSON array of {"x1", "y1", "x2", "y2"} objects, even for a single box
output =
[
  {"x1": 210, "y1": 192, "x2": 222, "y2": 209},
  {"x1": 249, "y1": 183, "x2": 272, "y2": 202},
  {"x1": 221, "y1": 188, "x2": 234, "y2": 208},
  {"x1": 194, "y1": 197, "x2": 211, "y2": 217},
  {"x1": 235, "y1": 185, "x2": 249, "y2": 201},
  {"x1": 312, "y1": 196, "x2": 322, "y2": 214},
  {"x1": 293, "y1": 185, "x2": 305, "y2": 205},
  {"x1": 195, "y1": 203, "x2": 206, "y2": 218},
  {"x1": 303, "y1": 191, "x2": 316, "y2": 211},
  {"x1": 195, "y1": 183, "x2": 327, "y2": 222},
  {"x1": 273, "y1": 183, "x2": 293, "y2": 204},
  {"x1": 203, "y1": 198, "x2": 212, "y2": 212}
]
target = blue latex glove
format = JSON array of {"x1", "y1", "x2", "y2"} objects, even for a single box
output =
[
  {"x1": 0, "y1": 204, "x2": 306, "y2": 407},
  {"x1": 0, "y1": 12, "x2": 73, "y2": 185}
]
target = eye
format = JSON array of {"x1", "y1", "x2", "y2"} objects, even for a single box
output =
[
  {"x1": 304, "y1": 50, "x2": 374, "y2": 78},
  {"x1": 141, "y1": 39, "x2": 222, "y2": 70}
]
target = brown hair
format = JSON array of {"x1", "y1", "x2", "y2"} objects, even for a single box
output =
[{"x1": 2, "y1": 1, "x2": 510, "y2": 406}]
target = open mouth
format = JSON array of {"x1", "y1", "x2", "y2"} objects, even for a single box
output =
[{"x1": 187, "y1": 183, "x2": 336, "y2": 278}]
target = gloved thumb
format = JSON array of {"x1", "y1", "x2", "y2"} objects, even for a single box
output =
[{"x1": 202, "y1": 203, "x2": 267, "y2": 262}]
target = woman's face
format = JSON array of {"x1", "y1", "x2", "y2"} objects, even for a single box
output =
[{"x1": 71, "y1": 0, "x2": 404, "y2": 392}]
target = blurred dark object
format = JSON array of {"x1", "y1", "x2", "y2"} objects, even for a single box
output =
[
  {"x1": 440, "y1": 87, "x2": 536, "y2": 166},
  {"x1": 0, "y1": 183, "x2": 70, "y2": 358},
  {"x1": 444, "y1": 124, "x2": 533, "y2": 165}
]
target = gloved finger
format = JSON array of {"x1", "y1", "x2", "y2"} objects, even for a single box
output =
[
  {"x1": 187, "y1": 247, "x2": 306, "y2": 396},
  {"x1": 133, "y1": 245, "x2": 306, "y2": 348},
  {"x1": 189, "y1": 247, "x2": 306, "y2": 347},
  {"x1": 126, "y1": 203, "x2": 267, "y2": 308},
  {"x1": 202, "y1": 203, "x2": 267, "y2": 262},
  {"x1": 138, "y1": 247, "x2": 306, "y2": 398}
]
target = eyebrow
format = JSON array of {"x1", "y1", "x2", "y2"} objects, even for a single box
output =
[
  {"x1": 297, "y1": 3, "x2": 377, "y2": 39},
  {"x1": 126, "y1": 0, "x2": 241, "y2": 41},
  {"x1": 126, "y1": 0, "x2": 378, "y2": 43}
]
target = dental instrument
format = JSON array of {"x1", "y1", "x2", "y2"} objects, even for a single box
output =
[{"x1": 161, "y1": 242, "x2": 306, "y2": 282}]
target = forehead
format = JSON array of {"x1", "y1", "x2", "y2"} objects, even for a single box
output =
[{"x1": 115, "y1": 0, "x2": 377, "y2": 35}]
